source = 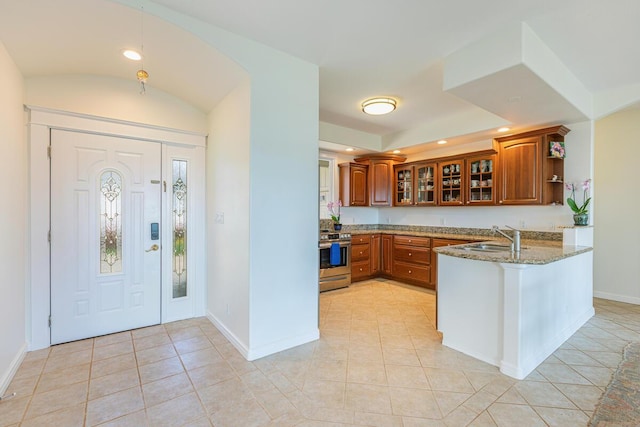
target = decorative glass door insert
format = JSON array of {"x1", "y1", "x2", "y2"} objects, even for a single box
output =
[{"x1": 172, "y1": 160, "x2": 188, "y2": 298}]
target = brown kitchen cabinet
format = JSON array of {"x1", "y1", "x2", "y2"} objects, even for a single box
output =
[
  {"x1": 438, "y1": 160, "x2": 465, "y2": 205},
  {"x1": 371, "y1": 234, "x2": 381, "y2": 275},
  {"x1": 367, "y1": 158, "x2": 395, "y2": 206},
  {"x1": 466, "y1": 153, "x2": 496, "y2": 205},
  {"x1": 351, "y1": 233, "x2": 374, "y2": 281},
  {"x1": 394, "y1": 162, "x2": 436, "y2": 206},
  {"x1": 392, "y1": 235, "x2": 432, "y2": 289},
  {"x1": 381, "y1": 234, "x2": 393, "y2": 276},
  {"x1": 495, "y1": 125, "x2": 569, "y2": 205},
  {"x1": 339, "y1": 163, "x2": 368, "y2": 206}
]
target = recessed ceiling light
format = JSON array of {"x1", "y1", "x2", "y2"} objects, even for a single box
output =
[
  {"x1": 437, "y1": 140, "x2": 447, "y2": 145},
  {"x1": 498, "y1": 127, "x2": 510, "y2": 132},
  {"x1": 362, "y1": 98, "x2": 397, "y2": 115},
  {"x1": 392, "y1": 150, "x2": 401, "y2": 154},
  {"x1": 345, "y1": 148, "x2": 355, "y2": 152},
  {"x1": 122, "y1": 49, "x2": 142, "y2": 61}
]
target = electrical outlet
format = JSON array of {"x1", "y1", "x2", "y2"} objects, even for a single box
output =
[
  {"x1": 440, "y1": 217, "x2": 446, "y2": 226},
  {"x1": 519, "y1": 220, "x2": 526, "y2": 229},
  {"x1": 226, "y1": 303, "x2": 230, "y2": 315},
  {"x1": 386, "y1": 217, "x2": 391, "y2": 224},
  {"x1": 215, "y1": 212, "x2": 224, "y2": 224}
]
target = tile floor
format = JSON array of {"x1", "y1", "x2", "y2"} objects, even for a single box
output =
[{"x1": 1, "y1": 278, "x2": 639, "y2": 426}]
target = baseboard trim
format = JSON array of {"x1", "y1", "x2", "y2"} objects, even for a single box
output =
[
  {"x1": 205, "y1": 312, "x2": 319, "y2": 361},
  {"x1": 0, "y1": 342, "x2": 27, "y2": 396},
  {"x1": 594, "y1": 291, "x2": 640, "y2": 306}
]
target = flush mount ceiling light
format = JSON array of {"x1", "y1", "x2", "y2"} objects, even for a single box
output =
[
  {"x1": 122, "y1": 49, "x2": 142, "y2": 61},
  {"x1": 362, "y1": 98, "x2": 397, "y2": 115},
  {"x1": 345, "y1": 148, "x2": 355, "y2": 152},
  {"x1": 392, "y1": 150, "x2": 401, "y2": 154},
  {"x1": 437, "y1": 140, "x2": 448, "y2": 145},
  {"x1": 498, "y1": 127, "x2": 510, "y2": 133}
]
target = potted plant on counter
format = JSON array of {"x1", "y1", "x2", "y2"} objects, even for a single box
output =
[
  {"x1": 566, "y1": 179, "x2": 591, "y2": 226},
  {"x1": 327, "y1": 200, "x2": 342, "y2": 231}
]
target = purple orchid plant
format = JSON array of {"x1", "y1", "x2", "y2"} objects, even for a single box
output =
[
  {"x1": 565, "y1": 179, "x2": 591, "y2": 214},
  {"x1": 327, "y1": 200, "x2": 342, "y2": 224}
]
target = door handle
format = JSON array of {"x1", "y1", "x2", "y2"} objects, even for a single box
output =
[{"x1": 145, "y1": 244, "x2": 159, "y2": 252}]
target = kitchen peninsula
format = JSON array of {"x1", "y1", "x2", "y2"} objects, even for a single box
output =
[{"x1": 434, "y1": 233, "x2": 593, "y2": 380}]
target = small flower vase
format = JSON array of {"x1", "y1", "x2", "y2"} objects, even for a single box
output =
[
  {"x1": 573, "y1": 213, "x2": 589, "y2": 226},
  {"x1": 333, "y1": 223, "x2": 342, "y2": 231}
]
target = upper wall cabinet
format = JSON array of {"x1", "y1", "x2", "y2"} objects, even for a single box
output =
[
  {"x1": 339, "y1": 162, "x2": 368, "y2": 206},
  {"x1": 340, "y1": 155, "x2": 406, "y2": 207},
  {"x1": 495, "y1": 125, "x2": 570, "y2": 205}
]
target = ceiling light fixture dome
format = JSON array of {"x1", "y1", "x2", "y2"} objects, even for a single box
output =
[
  {"x1": 122, "y1": 49, "x2": 142, "y2": 61},
  {"x1": 362, "y1": 97, "x2": 397, "y2": 115}
]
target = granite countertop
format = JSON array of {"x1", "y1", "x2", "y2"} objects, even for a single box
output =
[{"x1": 434, "y1": 242, "x2": 592, "y2": 265}]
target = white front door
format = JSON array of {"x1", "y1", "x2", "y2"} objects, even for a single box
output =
[{"x1": 50, "y1": 129, "x2": 162, "y2": 344}]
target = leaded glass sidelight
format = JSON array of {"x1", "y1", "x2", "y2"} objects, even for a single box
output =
[
  {"x1": 172, "y1": 160, "x2": 188, "y2": 298},
  {"x1": 100, "y1": 171, "x2": 123, "y2": 273}
]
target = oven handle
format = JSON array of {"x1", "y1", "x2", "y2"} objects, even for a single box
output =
[{"x1": 319, "y1": 241, "x2": 351, "y2": 249}]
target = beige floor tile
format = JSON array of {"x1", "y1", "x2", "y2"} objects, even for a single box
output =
[
  {"x1": 133, "y1": 332, "x2": 172, "y2": 351},
  {"x1": 386, "y1": 364, "x2": 430, "y2": 389},
  {"x1": 197, "y1": 377, "x2": 254, "y2": 415},
  {"x1": 43, "y1": 349, "x2": 92, "y2": 374},
  {"x1": 0, "y1": 395, "x2": 31, "y2": 426},
  {"x1": 172, "y1": 335, "x2": 213, "y2": 355},
  {"x1": 302, "y1": 378, "x2": 345, "y2": 408},
  {"x1": 581, "y1": 350, "x2": 623, "y2": 368},
  {"x1": 49, "y1": 339, "x2": 93, "y2": 357},
  {"x1": 554, "y1": 383, "x2": 604, "y2": 412},
  {"x1": 135, "y1": 343, "x2": 177, "y2": 366},
  {"x1": 424, "y1": 368, "x2": 474, "y2": 393},
  {"x1": 168, "y1": 326, "x2": 205, "y2": 343},
  {"x1": 433, "y1": 390, "x2": 473, "y2": 416},
  {"x1": 254, "y1": 389, "x2": 298, "y2": 419},
  {"x1": 6, "y1": 374, "x2": 39, "y2": 397},
  {"x1": 19, "y1": 403, "x2": 85, "y2": 427},
  {"x1": 94, "y1": 331, "x2": 132, "y2": 348},
  {"x1": 383, "y1": 347, "x2": 421, "y2": 366},
  {"x1": 467, "y1": 411, "x2": 498, "y2": 426},
  {"x1": 23, "y1": 347, "x2": 51, "y2": 362},
  {"x1": 354, "y1": 410, "x2": 404, "y2": 427},
  {"x1": 90, "y1": 353, "x2": 137, "y2": 379},
  {"x1": 146, "y1": 392, "x2": 206, "y2": 427},
  {"x1": 226, "y1": 353, "x2": 258, "y2": 375},
  {"x1": 307, "y1": 358, "x2": 347, "y2": 382},
  {"x1": 534, "y1": 406, "x2": 590, "y2": 426},
  {"x1": 347, "y1": 360, "x2": 388, "y2": 385},
  {"x1": 569, "y1": 364, "x2": 614, "y2": 387},
  {"x1": 241, "y1": 369, "x2": 276, "y2": 393},
  {"x1": 535, "y1": 362, "x2": 591, "y2": 385},
  {"x1": 183, "y1": 417, "x2": 213, "y2": 427},
  {"x1": 180, "y1": 347, "x2": 224, "y2": 371},
  {"x1": 487, "y1": 402, "x2": 546, "y2": 426},
  {"x1": 138, "y1": 356, "x2": 184, "y2": 384},
  {"x1": 349, "y1": 344, "x2": 384, "y2": 363},
  {"x1": 495, "y1": 387, "x2": 528, "y2": 405},
  {"x1": 141, "y1": 372, "x2": 193, "y2": 407},
  {"x1": 209, "y1": 398, "x2": 271, "y2": 427},
  {"x1": 131, "y1": 324, "x2": 166, "y2": 339},
  {"x1": 88, "y1": 368, "x2": 140, "y2": 400},
  {"x1": 513, "y1": 381, "x2": 577, "y2": 409},
  {"x1": 24, "y1": 381, "x2": 88, "y2": 420},
  {"x1": 92, "y1": 341, "x2": 134, "y2": 362},
  {"x1": 186, "y1": 359, "x2": 235, "y2": 390},
  {"x1": 36, "y1": 363, "x2": 91, "y2": 394},
  {"x1": 389, "y1": 386, "x2": 440, "y2": 418},
  {"x1": 443, "y1": 405, "x2": 481, "y2": 426},
  {"x1": 11, "y1": 358, "x2": 46, "y2": 381},
  {"x1": 86, "y1": 386, "x2": 143, "y2": 426},
  {"x1": 345, "y1": 383, "x2": 392, "y2": 415},
  {"x1": 95, "y1": 410, "x2": 149, "y2": 427}
]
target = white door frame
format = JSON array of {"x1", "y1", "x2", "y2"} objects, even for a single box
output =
[{"x1": 26, "y1": 106, "x2": 207, "y2": 351}]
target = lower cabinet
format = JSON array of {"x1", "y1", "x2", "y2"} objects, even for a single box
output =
[
  {"x1": 381, "y1": 235, "x2": 393, "y2": 276},
  {"x1": 392, "y1": 235, "x2": 432, "y2": 289},
  {"x1": 351, "y1": 234, "x2": 373, "y2": 281}
]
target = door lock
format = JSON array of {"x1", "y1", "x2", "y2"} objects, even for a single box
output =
[{"x1": 145, "y1": 244, "x2": 159, "y2": 252}]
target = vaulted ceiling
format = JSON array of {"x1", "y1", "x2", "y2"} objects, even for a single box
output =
[{"x1": 1, "y1": 0, "x2": 639, "y2": 153}]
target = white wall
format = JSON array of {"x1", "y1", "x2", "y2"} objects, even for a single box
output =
[
  {"x1": 594, "y1": 108, "x2": 640, "y2": 304},
  {"x1": 206, "y1": 81, "x2": 251, "y2": 350},
  {"x1": 0, "y1": 42, "x2": 27, "y2": 394},
  {"x1": 26, "y1": 75, "x2": 208, "y2": 133}
]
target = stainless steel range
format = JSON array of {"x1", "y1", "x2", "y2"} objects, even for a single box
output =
[{"x1": 319, "y1": 230, "x2": 351, "y2": 292}]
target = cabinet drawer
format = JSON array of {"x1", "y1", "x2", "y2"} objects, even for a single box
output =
[
  {"x1": 394, "y1": 246, "x2": 430, "y2": 264},
  {"x1": 352, "y1": 243, "x2": 370, "y2": 262},
  {"x1": 352, "y1": 234, "x2": 373, "y2": 245},
  {"x1": 392, "y1": 261, "x2": 430, "y2": 284},
  {"x1": 394, "y1": 235, "x2": 431, "y2": 247},
  {"x1": 352, "y1": 260, "x2": 371, "y2": 280}
]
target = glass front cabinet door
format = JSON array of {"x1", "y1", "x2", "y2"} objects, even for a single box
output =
[
  {"x1": 466, "y1": 154, "x2": 496, "y2": 205},
  {"x1": 439, "y1": 160, "x2": 464, "y2": 205},
  {"x1": 395, "y1": 165, "x2": 414, "y2": 206},
  {"x1": 415, "y1": 162, "x2": 436, "y2": 205}
]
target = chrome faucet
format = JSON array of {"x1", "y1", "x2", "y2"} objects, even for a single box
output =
[{"x1": 492, "y1": 225, "x2": 521, "y2": 253}]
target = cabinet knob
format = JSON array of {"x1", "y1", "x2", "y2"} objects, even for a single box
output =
[
  {"x1": 408, "y1": 253, "x2": 412, "y2": 256},
  {"x1": 408, "y1": 270, "x2": 412, "y2": 274},
  {"x1": 499, "y1": 200, "x2": 503, "y2": 204},
  {"x1": 359, "y1": 268, "x2": 363, "y2": 272},
  {"x1": 466, "y1": 201, "x2": 470, "y2": 204},
  {"x1": 408, "y1": 239, "x2": 412, "y2": 243},
  {"x1": 359, "y1": 251, "x2": 363, "y2": 255}
]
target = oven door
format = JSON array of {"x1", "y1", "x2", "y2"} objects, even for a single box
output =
[{"x1": 319, "y1": 241, "x2": 351, "y2": 278}]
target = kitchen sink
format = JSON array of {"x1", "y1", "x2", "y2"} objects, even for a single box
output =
[{"x1": 463, "y1": 243, "x2": 514, "y2": 252}]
